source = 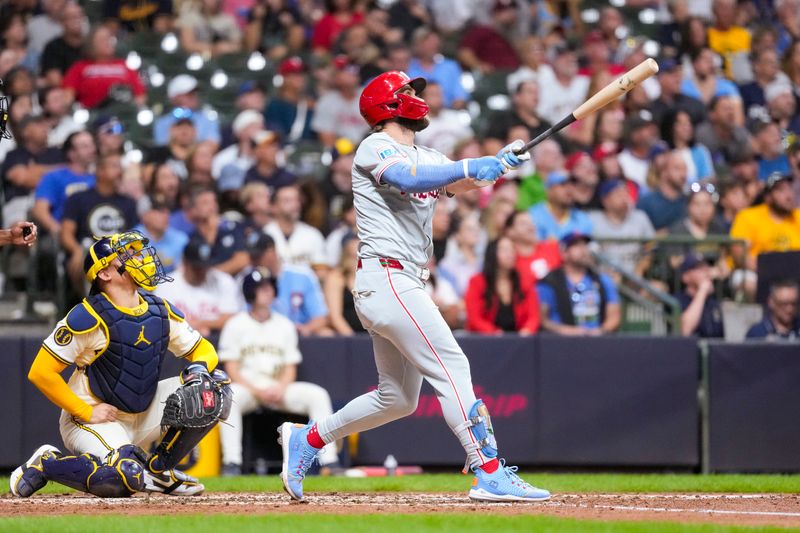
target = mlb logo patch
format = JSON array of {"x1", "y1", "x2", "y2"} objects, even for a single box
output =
[{"x1": 378, "y1": 146, "x2": 398, "y2": 160}]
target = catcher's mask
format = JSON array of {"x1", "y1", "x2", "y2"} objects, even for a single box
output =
[
  {"x1": 0, "y1": 79, "x2": 11, "y2": 143},
  {"x1": 84, "y1": 231, "x2": 172, "y2": 291}
]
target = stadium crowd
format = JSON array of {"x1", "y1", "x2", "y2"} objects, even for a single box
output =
[{"x1": 1, "y1": 0, "x2": 800, "y2": 342}]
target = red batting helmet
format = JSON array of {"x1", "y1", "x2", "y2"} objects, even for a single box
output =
[{"x1": 359, "y1": 71, "x2": 428, "y2": 128}]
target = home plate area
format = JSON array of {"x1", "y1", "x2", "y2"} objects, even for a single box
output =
[{"x1": 2, "y1": 492, "x2": 800, "y2": 527}]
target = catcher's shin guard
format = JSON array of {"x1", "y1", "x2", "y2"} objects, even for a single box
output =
[
  {"x1": 41, "y1": 444, "x2": 147, "y2": 498},
  {"x1": 148, "y1": 426, "x2": 214, "y2": 472},
  {"x1": 455, "y1": 400, "x2": 498, "y2": 472}
]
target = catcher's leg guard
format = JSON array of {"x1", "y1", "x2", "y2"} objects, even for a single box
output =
[
  {"x1": 41, "y1": 444, "x2": 147, "y2": 498},
  {"x1": 455, "y1": 400, "x2": 498, "y2": 471}
]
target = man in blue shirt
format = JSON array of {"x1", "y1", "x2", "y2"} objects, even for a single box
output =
[
  {"x1": 753, "y1": 121, "x2": 791, "y2": 181},
  {"x1": 675, "y1": 254, "x2": 724, "y2": 338},
  {"x1": 637, "y1": 151, "x2": 688, "y2": 231},
  {"x1": 154, "y1": 75, "x2": 221, "y2": 146},
  {"x1": 134, "y1": 195, "x2": 189, "y2": 274},
  {"x1": 528, "y1": 171, "x2": 593, "y2": 241},
  {"x1": 242, "y1": 231, "x2": 331, "y2": 336},
  {"x1": 406, "y1": 28, "x2": 468, "y2": 109},
  {"x1": 537, "y1": 232, "x2": 621, "y2": 335},
  {"x1": 746, "y1": 279, "x2": 800, "y2": 340},
  {"x1": 32, "y1": 130, "x2": 96, "y2": 237}
]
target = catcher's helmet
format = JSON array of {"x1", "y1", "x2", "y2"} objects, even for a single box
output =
[
  {"x1": 359, "y1": 71, "x2": 428, "y2": 128},
  {"x1": 242, "y1": 267, "x2": 278, "y2": 303},
  {"x1": 84, "y1": 231, "x2": 172, "y2": 291}
]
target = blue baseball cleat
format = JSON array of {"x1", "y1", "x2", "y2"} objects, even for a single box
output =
[
  {"x1": 278, "y1": 422, "x2": 320, "y2": 501},
  {"x1": 9, "y1": 444, "x2": 61, "y2": 498},
  {"x1": 468, "y1": 460, "x2": 551, "y2": 502}
]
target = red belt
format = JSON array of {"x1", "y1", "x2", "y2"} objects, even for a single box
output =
[{"x1": 357, "y1": 258, "x2": 404, "y2": 270}]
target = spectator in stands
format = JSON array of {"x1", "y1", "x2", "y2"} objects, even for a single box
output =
[
  {"x1": 729, "y1": 148, "x2": 763, "y2": 203},
  {"x1": 319, "y1": 141, "x2": 354, "y2": 234},
  {"x1": 681, "y1": 47, "x2": 741, "y2": 104},
  {"x1": 668, "y1": 183, "x2": 729, "y2": 272},
  {"x1": 536, "y1": 43, "x2": 589, "y2": 128},
  {"x1": 618, "y1": 113, "x2": 662, "y2": 192},
  {"x1": 62, "y1": 25, "x2": 146, "y2": 109},
  {"x1": 753, "y1": 120, "x2": 791, "y2": 181},
  {"x1": 26, "y1": 0, "x2": 65, "y2": 58},
  {"x1": 507, "y1": 36, "x2": 551, "y2": 103},
  {"x1": 311, "y1": 0, "x2": 363, "y2": 53},
  {"x1": 134, "y1": 195, "x2": 188, "y2": 274},
  {"x1": 40, "y1": 1, "x2": 85, "y2": 87},
  {"x1": 504, "y1": 210, "x2": 560, "y2": 288},
  {"x1": 439, "y1": 213, "x2": 484, "y2": 298},
  {"x1": 529, "y1": 171, "x2": 593, "y2": 241},
  {"x1": 264, "y1": 58, "x2": 315, "y2": 143},
  {"x1": 746, "y1": 279, "x2": 800, "y2": 340},
  {"x1": 240, "y1": 182, "x2": 271, "y2": 232},
  {"x1": 384, "y1": 0, "x2": 427, "y2": 40},
  {"x1": 148, "y1": 162, "x2": 181, "y2": 212},
  {"x1": 219, "y1": 82, "x2": 267, "y2": 149},
  {"x1": 590, "y1": 179, "x2": 656, "y2": 275},
  {"x1": 651, "y1": 57, "x2": 707, "y2": 128},
  {"x1": 1, "y1": 115, "x2": 63, "y2": 227},
  {"x1": 538, "y1": 232, "x2": 621, "y2": 336},
  {"x1": 311, "y1": 56, "x2": 368, "y2": 146},
  {"x1": 323, "y1": 234, "x2": 364, "y2": 335},
  {"x1": 212, "y1": 110, "x2": 263, "y2": 180},
  {"x1": 567, "y1": 152, "x2": 601, "y2": 210},
  {"x1": 579, "y1": 30, "x2": 624, "y2": 78},
  {"x1": 104, "y1": 0, "x2": 174, "y2": 33},
  {"x1": 738, "y1": 48, "x2": 788, "y2": 119},
  {"x1": 325, "y1": 195, "x2": 356, "y2": 268},
  {"x1": 457, "y1": 0, "x2": 520, "y2": 73},
  {"x1": 156, "y1": 235, "x2": 240, "y2": 337},
  {"x1": 243, "y1": 129, "x2": 297, "y2": 190},
  {"x1": 0, "y1": 13, "x2": 37, "y2": 73},
  {"x1": 188, "y1": 186, "x2": 249, "y2": 276},
  {"x1": 465, "y1": 236, "x2": 540, "y2": 335},
  {"x1": 707, "y1": 0, "x2": 751, "y2": 80},
  {"x1": 637, "y1": 151, "x2": 689, "y2": 232},
  {"x1": 177, "y1": 0, "x2": 241, "y2": 57},
  {"x1": 661, "y1": 108, "x2": 715, "y2": 185},
  {"x1": 245, "y1": 231, "x2": 331, "y2": 336},
  {"x1": 219, "y1": 267, "x2": 341, "y2": 476},
  {"x1": 61, "y1": 154, "x2": 138, "y2": 295},
  {"x1": 429, "y1": 199, "x2": 451, "y2": 263},
  {"x1": 730, "y1": 173, "x2": 800, "y2": 272},
  {"x1": 264, "y1": 184, "x2": 327, "y2": 275},
  {"x1": 244, "y1": 0, "x2": 303, "y2": 56},
  {"x1": 406, "y1": 27, "x2": 467, "y2": 109},
  {"x1": 714, "y1": 179, "x2": 749, "y2": 233},
  {"x1": 32, "y1": 130, "x2": 96, "y2": 237},
  {"x1": 676, "y1": 254, "x2": 725, "y2": 338},
  {"x1": 147, "y1": 113, "x2": 197, "y2": 180},
  {"x1": 765, "y1": 81, "x2": 800, "y2": 135},
  {"x1": 93, "y1": 115, "x2": 126, "y2": 159},
  {"x1": 185, "y1": 140, "x2": 216, "y2": 185},
  {"x1": 40, "y1": 86, "x2": 81, "y2": 149},
  {"x1": 154, "y1": 75, "x2": 221, "y2": 146},
  {"x1": 413, "y1": 82, "x2": 472, "y2": 158},
  {"x1": 517, "y1": 139, "x2": 563, "y2": 212},
  {"x1": 483, "y1": 78, "x2": 551, "y2": 158}
]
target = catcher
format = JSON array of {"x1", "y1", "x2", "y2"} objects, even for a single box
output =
[{"x1": 10, "y1": 231, "x2": 232, "y2": 498}]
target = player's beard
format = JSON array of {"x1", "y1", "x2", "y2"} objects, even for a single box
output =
[{"x1": 395, "y1": 116, "x2": 430, "y2": 132}]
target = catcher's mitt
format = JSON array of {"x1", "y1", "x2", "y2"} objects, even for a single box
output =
[{"x1": 162, "y1": 365, "x2": 232, "y2": 429}]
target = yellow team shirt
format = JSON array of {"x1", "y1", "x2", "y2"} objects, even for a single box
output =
[
  {"x1": 730, "y1": 204, "x2": 800, "y2": 257},
  {"x1": 708, "y1": 26, "x2": 751, "y2": 79}
]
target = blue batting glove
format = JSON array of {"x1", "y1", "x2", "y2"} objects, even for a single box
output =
[
  {"x1": 468, "y1": 156, "x2": 506, "y2": 182},
  {"x1": 496, "y1": 139, "x2": 530, "y2": 169}
]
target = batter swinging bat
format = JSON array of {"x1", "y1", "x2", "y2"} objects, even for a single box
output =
[{"x1": 513, "y1": 58, "x2": 659, "y2": 155}]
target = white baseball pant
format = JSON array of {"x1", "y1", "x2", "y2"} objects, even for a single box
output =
[
  {"x1": 316, "y1": 257, "x2": 489, "y2": 469},
  {"x1": 222, "y1": 381, "x2": 338, "y2": 466}
]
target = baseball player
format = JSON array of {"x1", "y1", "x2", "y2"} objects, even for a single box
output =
[
  {"x1": 10, "y1": 230, "x2": 231, "y2": 498},
  {"x1": 218, "y1": 268, "x2": 340, "y2": 475},
  {"x1": 278, "y1": 71, "x2": 551, "y2": 502}
]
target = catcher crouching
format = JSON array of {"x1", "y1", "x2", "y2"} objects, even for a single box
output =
[{"x1": 10, "y1": 231, "x2": 232, "y2": 498}]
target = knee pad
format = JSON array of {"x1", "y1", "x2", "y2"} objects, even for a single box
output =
[
  {"x1": 465, "y1": 400, "x2": 498, "y2": 460},
  {"x1": 41, "y1": 445, "x2": 147, "y2": 498}
]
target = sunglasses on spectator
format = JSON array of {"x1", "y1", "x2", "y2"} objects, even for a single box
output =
[
  {"x1": 99, "y1": 121, "x2": 124, "y2": 135},
  {"x1": 689, "y1": 182, "x2": 719, "y2": 202},
  {"x1": 171, "y1": 107, "x2": 194, "y2": 121}
]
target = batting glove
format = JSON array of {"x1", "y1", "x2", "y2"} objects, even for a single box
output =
[
  {"x1": 496, "y1": 139, "x2": 531, "y2": 170},
  {"x1": 468, "y1": 156, "x2": 507, "y2": 183}
]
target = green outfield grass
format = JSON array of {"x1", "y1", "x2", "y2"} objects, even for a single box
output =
[
  {"x1": 5, "y1": 472, "x2": 800, "y2": 495},
  {"x1": 0, "y1": 514, "x2": 794, "y2": 533}
]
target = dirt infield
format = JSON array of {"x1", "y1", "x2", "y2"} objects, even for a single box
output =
[{"x1": 2, "y1": 492, "x2": 800, "y2": 528}]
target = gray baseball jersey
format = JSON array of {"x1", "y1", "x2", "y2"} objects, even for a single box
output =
[{"x1": 352, "y1": 132, "x2": 450, "y2": 266}]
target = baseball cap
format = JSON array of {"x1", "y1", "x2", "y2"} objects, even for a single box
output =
[
  {"x1": 560, "y1": 232, "x2": 592, "y2": 247},
  {"x1": 183, "y1": 236, "x2": 214, "y2": 267},
  {"x1": 764, "y1": 81, "x2": 793, "y2": 103},
  {"x1": 545, "y1": 171, "x2": 570, "y2": 188},
  {"x1": 658, "y1": 57, "x2": 680, "y2": 74},
  {"x1": 167, "y1": 74, "x2": 198, "y2": 99},
  {"x1": 236, "y1": 80, "x2": 264, "y2": 98},
  {"x1": 565, "y1": 151, "x2": 590, "y2": 172},
  {"x1": 279, "y1": 57, "x2": 306, "y2": 76},
  {"x1": 94, "y1": 115, "x2": 125, "y2": 135},
  {"x1": 232, "y1": 110, "x2": 263, "y2": 137},
  {"x1": 333, "y1": 55, "x2": 359, "y2": 75},
  {"x1": 592, "y1": 142, "x2": 619, "y2": 162},
  {"x1": 246, "y1": 230, "x2": 275, "y2": 255},
  {"x1": 598, "y1": 179, "x2": 626, "y2": 200},
  {"x1": 492, "y1": 0, "x2": 516, "y2": 11},
  {"x1": 251, "y1": 129, "x2": 280, "y2": 147},
  {"x1": 764, "y1": 172, "x2": 793, "y2": 192},
  {"x1": 678, "y1": 253, "x2": 706, "y2": 275}
]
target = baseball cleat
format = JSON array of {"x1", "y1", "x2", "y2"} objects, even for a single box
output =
[
  {"x1": 143, "y1": 468, "x2": 204, "y2": 496},
  {"x1": 468, "y1": 460, "x2": 551, "y2": 502},
  {"x1": 278, "y1": 422, "x2": 319, "y2": 501},
  {"x1": 9, "y1": 444, "x2": 61, "y2": 498}
]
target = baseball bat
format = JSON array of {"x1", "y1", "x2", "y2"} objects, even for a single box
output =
[{"x1": 514, "y1": 58, "x2": 659, "y2": 155}]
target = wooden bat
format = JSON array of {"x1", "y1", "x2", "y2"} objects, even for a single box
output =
[{"x1": 514, "y1": 58, "x2": 659, "y2": 155}]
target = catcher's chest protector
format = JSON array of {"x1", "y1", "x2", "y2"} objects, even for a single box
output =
[{"x1": 85, "y1": 293, "x2": 170, "y2": 413}]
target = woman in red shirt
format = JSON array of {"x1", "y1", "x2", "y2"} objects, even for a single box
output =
[
  {"x1": 465, "y1": 235, "x2": 540, "y2": 335},
  {"x1": 63, "y1": 26, "x2": 146, "y2": 109},
  {"x1": 311, "y1": 0, "x2": 363, "y2": 52}
]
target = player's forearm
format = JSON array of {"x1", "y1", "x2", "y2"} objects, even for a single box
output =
[
  {"x1": 381, "y1": 160, "x2": 478, "y2": 193},
  {"x1": 445, "y1": 178, "x2": 481, "y2": 195},
  {"x1": 185, "y1": 337, "x2": 219, "y2": 371},
  {"x1": 28, "y1": 347, "x2": 93, "y2": 421}
]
